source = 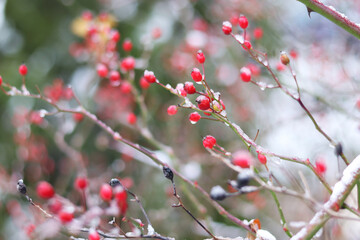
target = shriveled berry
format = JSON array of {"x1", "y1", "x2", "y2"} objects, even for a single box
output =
[
  {"x1": 127, "y1": 112, "x2": 137, "y2": 125},
  {"x1": 167, "y1": 105, "x2": 178, "y2": 115},
  {"x1": 19, "y1": 64, "x2": 28, "y2": 76},
  {"x1": 238, "y1": 15, "x2": 248, "y2": 29},
  {"x1": 196, "y1": 50, "x2": 205, "y2": 64},
  {"x1": 257, "y1": 153, "x2": 267, "y2": 165},
  {"x1": 240, "y1": 67, "x2": 251, "y2": 82},
  {"x1": 210, "y1": 185, "x2": 227, "y2": 201},
  {"x1": 96, "y1": 64, "x2": 108, "y2": 78},
  {"x1": 75, "y1": 177, "x2": 88, "y2": 190},
  {"x1": 59, "y1": 211, "x2": 73, "y2": 223},
  {"x1": 222, "y1": 21, "x2": 232, "y2": 35},
  {"x1": 17, "y1": 179, "x2": 27, "y2": 195},
  {"x1": 109, "y1": 178, "x2": 122, "y2": 187},
  {"x1": 121, "y1": 57, "x2": 135, "y2": 71},
  {"x1": 144, "y1": 70, "x2": 156, "y2": 83},
  {"x1": 122, "y1": 39, "x2": 133, "y2": 52},
  {"x1": 37, "y1": 181, "x2": 55, "y2": 199},
  {"x1": 196, "y1": 95, "x2": 210, "y2": 110},
  {"x1": 203, "y1": 135, "x2": 216, "y2": 149},
  {"x1": 237, "y1": 169, "x2": 252, "y2": 188},
  {"x1": 184, "y1": 81, "x2": 196, "y2": 94},
  {"x1": 189, "y1": 112, "x2": 201, "y2": 124},
  {"x1": 163, "y1": 166, "x2": 174, "y2": 181},
  {"x1": 100, "y1": 184, "x2": 112, "y2": 201},
  {"x1": 191, "y1": 68, "x2": 203, "y2": 82},
  {"x1": 280, "y1": 51, "x2": 290, "y2": 65}
]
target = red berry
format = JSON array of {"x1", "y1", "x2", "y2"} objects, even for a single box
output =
[
  {"x1": 191, "y1": 68, "x2": 203, "y2": 82},
  {"x1": 25, "y1": 224, "x2": 36, "y2": 237},
  {"x1": 290, "y1": 50, "x2": 298, "y2": 59},
  {"x1": 257, "y1": 153, "x2": 267, "y2": 165},
  {"x1": 230, "y1": 15, "x2": 239, "y2": 25},
  {"x1": 48, "y1": 198, "x2": 62, "y2": 214},
  {"x1": 144, "y1": 70, "x2": 156, "y2": 83},
  {"x1": 37, "y1": 181, "x2": 55, "y2": 199},
  {"x1": 189, "y1": 112, "x2": 201, "y2": 124},
  {"x1": 96, "y1": 64, "x2": 108, "y2": 78},
  {"x1": 120, "y1": 82, "x2": 132, "y2": 94},
  {"x1": 111, "y1": 30, "x2": 120, "y2": 42},
  {"x1": 127, "y1": 112, "x2": 137, "y2": 125},
  {"x1": 30, "y1": 111, "x2": 43, "y2": 125},
  {"x1": 184, "y1": 81, "x2": 196, "y2": 94},
  {"x1": 276, "y1": 62, "x2": 286, "y2": 71},
  {"x1": 233, "y1": 151, "x2": 252, "y2": 168},
  {"x1": 122, "y1": 39, "x2": 133, "y2": 52},
  {"x1": 100, "y1": 184, "x2": 112, "y2": 201},
  {"x1": 73, "y1": 113, "x2": 84, "y2": 122},
  {"x1": 109, "y1": 70, "x2": 121, "y2": 82},
  {"x1": 242, "y1": 40, "x2": 252, "y2": 50},
  {"x1": 203, "y1": 135, "x2": 216, "y2": 149},
  {"x1": 59, "y1": 211, "x2": 73, "y2": 223},
  {"x1": 152, "y1": 27, "x2": 162, "y2": 39},
  {"x1": 167, "y1": 105, "x2": 178, "y2": 115},
  {"x1": 139, "y1": 77, "x2": 150, "y2": 89},
  {"x1": 240, "y1": 67, "x2": 252, "y2": 82},
  {"x1": 222, "y1": 21, "x2": 232, "y2": 35},
  {"x1": 0, "y1": 75, "x2": 2, "y2": 86},
  {"x1": 75, "y1": 177, "x2": 88, "y2": 190},
  {"x1": 196, "y1": 95, "x2": 210, "y2": 110},
  {"x1": 121, "y1": 57, "x2": 135, "y2": 71},
  {"x1": 315, "y1": 158, "x2": 327, "y2": 174},
  {"x1": 62, "y1": 87, "x2": 73, "y2": 100},
  {"x1": 19, "y1": 64, "x2": 28, "y2": 76},
  {"x1": 196, "y1": 50, "x2": 205, "y2": 64},
  {"x1": 115, "y1": 189, "x2": 127, "y2": 203},
  {"x1": 82, "y1": 11, "x2": 93, "y2": 21},
  {"x1": 89, "y1": 229, "x2": 100, "y2": 240},
  {"x1": 238, "y1": 15, "x2": 248, "y2": 29},
  {"x1": 253, "y1": 27, "x2": 263, "y2": 39}
]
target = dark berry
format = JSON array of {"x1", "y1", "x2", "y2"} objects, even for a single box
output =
[{"x1": 163, "y1": 166, "x2": 174, "y2": 181}]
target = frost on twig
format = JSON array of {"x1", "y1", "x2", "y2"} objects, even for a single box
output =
[{"x1": 291, "y1": 155, "x2": 360, "y2": 240}]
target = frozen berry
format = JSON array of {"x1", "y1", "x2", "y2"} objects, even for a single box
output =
[
  {"x1": 191, "y1": 68, "x2": 203, "y2": 82},
  {"x1": 184, "y1": 81, "x2": 196, "y2": 94},
  {"x1": 196, "y1": 50, "x2": 205, "y2": 64},
  {"x1": 144, "y1": 70, "x2": 156, "y2": 83},
  {"x1": 196, "y1": 95, "x2": 210, "y2": 110},
  {"x1": 189, "y1": 112, "x2": 201, "y2": 124},
  {"x1": 210, "y1": 185, "x2": 227, "y2": 201},
  {"x1": 222, "y1": 21, "x2": 232, "y2": 35}
]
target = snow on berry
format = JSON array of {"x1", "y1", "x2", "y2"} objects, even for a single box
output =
[
  {"x1": 196, "y1": 50, "x2": 205, "y2": 64},
  {"x1": 191, "y1": 68, "x2": 203, "y2": 82},
  {"x1": 184, "y1": 81, "x2": 196, "y2": 94},
  {"x1": 222, "y1": 21, "x2": 232, "y2": 35},
  {"x1": 167, "y1": 105, "x2": 178, "y2": 115},
  {"x1": 189, "y1": 112, "x2": 201, "y2": 124},
  {"x1": 240, "y1": 67, "x2": 252, "y2": 82},
  {"x1": 203, "y1": 135, "x2": 216, "y2": 149},
  {"x1": 144, "y1": 70, "x2": 156, "y2": 83},
  {"x1": 196, "y1": 95, "x2": 210, "y2": 110}
]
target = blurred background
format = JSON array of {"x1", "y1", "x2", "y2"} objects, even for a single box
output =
[{"x1": 1, "y1": 0, "x2": 360, "y2": 239}]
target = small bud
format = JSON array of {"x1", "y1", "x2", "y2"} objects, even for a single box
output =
[
  {"x1": 162, "y1": 166, "x2": 174, "y2": 181},
  {"x1": 109, "y1": 178, "x2": 122, "y2": 187},
  {"x1": 17, "y1": 179, "x2": 27, "y2": 195},
  {"x1": 335, "y1": 143, "x2": 343, "y2": 157},
  {"x1": 210, "y1": 185, "x2": 227, "y2": 201},
  {"x1": 280, "y1": 51, "x2": 290, "y2": 65}
]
